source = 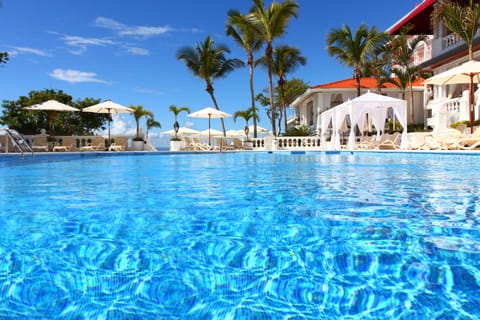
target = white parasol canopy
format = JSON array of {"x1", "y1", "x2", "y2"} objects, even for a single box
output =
[
  {"x1": 83, "y1": 100, "x2": 133, "y2": 145},
  {"x1": 161, "y1": 127, "x2": 199, "y2": 136},
  {"x1": 188, "y1": 107, "x2": 231, "y2": 145},
  {"x1": 24, "y1": 100, "x2": 80, "y2": 137},
  {"x1": 424, "y1": 60, "x2": 480, "y2": 133},
  {"x1": 195, "y1": 128, "x2": 224, "y2": 136}
]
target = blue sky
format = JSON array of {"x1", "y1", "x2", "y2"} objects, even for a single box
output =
[{"x1": 0, "y1": 0, "x2": 420, "y2": 144}]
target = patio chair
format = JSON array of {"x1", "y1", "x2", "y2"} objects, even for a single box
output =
[
  {"x1": 232, "y1": 138, "x2": 244, "y2": 150},
  {"x1": 32, "y1": 135, "x2": 49, "y2": 152},
  {"x1": 378, "y1": 132, "x2": 401, "y2": 150},
  {"x1": 80, "y1": 136, "x2": 105, "y2": 151},
  {"x1": 214, "y1": 137, "x2": 234, "y2": 151},
  {"x1": 52, "y1": 136, "x2": 76, "y2": 152},
  {"x1": 109, "y1": 137, "x2": 127, "y2": 151}
]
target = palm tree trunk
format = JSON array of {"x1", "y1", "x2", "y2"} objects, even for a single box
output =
[
  {"x1": 208, "y1": 91, "x2": 226, "y2": 136},
  {"x1": 249, "y1": 55, "x2": 258, "y2": 138},
  {"x1": 355, "y1": 67, "x2": 361, "y2": 97},
  {"x1": 408, "y1": 80, "x2": 414, "y2": 129},
  {"x1": 266, "y1": 44, "x2": 277, "y2": 136}
]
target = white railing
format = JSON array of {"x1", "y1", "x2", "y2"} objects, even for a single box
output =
[
  {"x1": 442, "y1": 33, "x2": 461, "y2": 50},
  {"x1": 252, "y1": 136, "x2": 323, "y2": 150}
]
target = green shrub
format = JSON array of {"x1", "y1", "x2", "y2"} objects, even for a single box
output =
[{"x1": 284, "y1": 125, "x2": 313, "y2": 136}]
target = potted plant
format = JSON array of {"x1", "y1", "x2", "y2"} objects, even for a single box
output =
[
  {"x1": 130, "y1": 105, "x2": 153, "y2": 151},
  {"x1": 233, "y1": 108, "x2": 256, "y2": 149},
  {"x1": 168, "y1": 104, "x2": 190, "y2": 151}
]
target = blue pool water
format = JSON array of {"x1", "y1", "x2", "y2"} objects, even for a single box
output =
[{"x1": 1, "y1": 152, "x2": 480, "y2": 319}]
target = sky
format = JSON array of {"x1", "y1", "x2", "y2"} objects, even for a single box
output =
[{"x1": 0, "y1": 0, "x2": 422, "y2": 146}]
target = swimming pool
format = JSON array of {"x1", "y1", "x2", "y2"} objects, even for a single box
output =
[{"x1": 0, "y1": 152, "x2": 479, "y2": 319}]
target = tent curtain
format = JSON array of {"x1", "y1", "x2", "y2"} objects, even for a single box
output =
[{"x1": 317, "y1": 91, "x2": 408, "y2": 149}]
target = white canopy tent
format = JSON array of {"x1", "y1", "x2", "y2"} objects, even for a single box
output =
[{"x1": 320, "y1": 91, "x2": 408, "y2": 149}]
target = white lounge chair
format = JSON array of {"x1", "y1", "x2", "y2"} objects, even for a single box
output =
[
  {"x1": 32, "y1": 135, "x2": 49, "y2": 152},
  {"x1": 80, "y1": 137, "x2": 105, "y2": 151},
  {"x1": 52, "y1": 136, "x2": 76, "y2": 152},
  {"x1": 378, "y1": 132, "x2": 401, "y2": 150}
]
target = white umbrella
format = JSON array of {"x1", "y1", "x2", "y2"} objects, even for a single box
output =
[
  {"x1": 188, "y1": 107, "x2": 231, "y2": 145},
  {"x1": 83, "y1": 100, "x2": 133, "y2": 146},
  {"x1": 424, "y1": 60, "x2": 480, "y2": 133},
  {"x1": 24, "y1": 100, "x2": 80, "y2": 138},
  {"x1": 161, "y1": 127, "x2": 199, "y2": 136},
  {"x1": 195, "y1": 128, "x2": 224, "y2": 136},
  {"x1": 248, "y1": 125, "x2": 269, "y2": 133}
]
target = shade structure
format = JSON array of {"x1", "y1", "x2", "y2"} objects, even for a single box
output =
[
  {"x1": 188, "y1": 107, "x2": 231, "y2": 145},
  {"x1": 83, "y1": 100, "x2": 133, "y2": 146},
  {"x1": 161, "y1": 127, "x2": 199, "y2": 136},
  {"x1": 24, "y1": 100, "x2": 80, "y2": 138},
  {"x1": 424, "y1": 60, "x2": 480, "y2": 133},
  {"x1": 320, "y1": 91, "x2": 408, "y2": 150},
  {"x1": 195, "y1": 128, "x2": 224, "y2": 137}
]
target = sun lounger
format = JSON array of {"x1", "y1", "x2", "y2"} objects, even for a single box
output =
[
  {"x1": 32, "y1": 135, "x2": 49, "y2": 152},
  {"x1": 378, "y1": 132, "x2": 401, "y2": 150},
  {"x1": 108, "y1": 137, "x2": 127, "y2": 151},
  {"x1": 182, "y1": 137, "x2": 212, "y2": 151},
  {"x1": 52, "y1": 136, "x2": 76, "y2": 152},
  {"x1": 80, "y1": 137, "x2": 105, "y2": 151},
  {"x1": 214, "y1": 137, "x2": 234, "y2": 151}
]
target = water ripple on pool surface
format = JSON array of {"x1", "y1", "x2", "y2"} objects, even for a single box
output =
[{"x1": 0, "y1": 152, "x2": 480, "y2": 318}]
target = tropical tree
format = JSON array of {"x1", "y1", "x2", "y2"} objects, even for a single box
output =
[
  {"x1": 226, "y1": 8, "x2": 263, "y2": 138},
  {"x1": 258, "y1": 45, "x2": 306, "y2": 134},
  {"x1": 432, "y1": 0, "x2": 480, "y2": 131},
  {"x1": 0, "y1": 89, "x2": 105, "y2": 135},
  {"x1": 362, "y1": 44, "x2": 392, "y2": 94},
  {"x1": 255, "y1": 78, "x2": 308, "y2": 134},
  {"x1": 247, "y1": 0, "x2": 299, "y2": 136},
  {"x1": 146, "y1": 115, "x2": 161, "y2": 138},
  {"x1": 327, "y1": 24, "x2": 387, "y2": 97},
  {"x1": 0, "y1": 52, "x2": 8, "y2": 65},
  {"x1": 168, "y1": 104, "x2": 190, "y2": 140},
  {"x1": 176, "y1": 35, "x2": 244, "y2": 136},
  {"x1": 388, "y1": 26, "x2": 427, "y2": 128},
  {"x1": 233, "y1": 108, "x2": 256, "y2": 140},
  {"x1": 130, "y1": 105, "x2": 153, "y2": 140}
]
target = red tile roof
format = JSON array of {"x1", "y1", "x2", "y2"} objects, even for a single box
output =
[{"x1": 311, "y1": 77, "x2": 424, "y2": 90}]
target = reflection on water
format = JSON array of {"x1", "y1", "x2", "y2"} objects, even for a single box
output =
[{"x1": 0, "y1": 152, "x2": 479, "y2": 319}]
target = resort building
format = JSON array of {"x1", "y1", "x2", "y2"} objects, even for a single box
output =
[
  {"x1": 294, "y1": 0, "x2": 479, "y2": 135},
  {"x1": 388, "y1": 0, "x2": 480, "y2": 132},
  {"x1": 291, "y1": 77, "x2": 425, "y2": 134}
]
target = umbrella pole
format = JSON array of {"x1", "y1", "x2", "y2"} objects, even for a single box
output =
[
  {"x1": 108, "y1": 110, "x2": 111, "y2": 148},
  {"x1": 208, "y1": 115, "x2": 211, "y2": 146},
  {"x1": 470, "y1": 75, "x2": 475, "y2": 134}
]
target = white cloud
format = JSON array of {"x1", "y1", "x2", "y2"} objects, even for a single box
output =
[
  {"x1": 9, "y1": 46, "x2": 51, "y2": 57},
  {"x1": 124, "y1": 46, "x2": 150, "y2": 56},
  {"x1": 93, "y1": 17, "x2": 173, "y2": 38},
  {"x1": 59, "y1": 34, "x2": 115, "y2": 55},
  {"x1": 49, "y1": 68, "x2": 108, "y2": 84},
  {"x1": 134, "y1": 87, "x2": 162, "y2": 95}
]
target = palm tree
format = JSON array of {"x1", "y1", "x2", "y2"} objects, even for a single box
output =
[
  {"x1": 258, "y1": 45, "x2": 306, "y2": 134},
  {"x1": 432, "y1": 0, "x2": 480, "y2": 132},
  {"x1": 176, "y1": 35, "x2": 244, "y2": 136},
  {"x1": 362, "y1": 44, "x2": 392, "y2": 94},
  {"x1": 388, "y1": 27, "x2": 427, "y2": 129},
  {"x1": 233, "y1": 108, "x2": 254, "y2": 140},
  {"x1": 130, "y1": 105, "x2": 153, "y2": 140},
  {"x1": 327, "y1": 24, "x2": 387, "y2": 97},
  {"x1": 247, "y1": 0, "x2": 299, "y2": 136},
  {"x1": 226, "y1": 9, "x2": 263, "y2": 138},
  {"x1": 146, "y1": 115, "x2": 161, "y2": 138},
  {"x1": 168, "y1": 104, "x2": 190, "y2": 140}
]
